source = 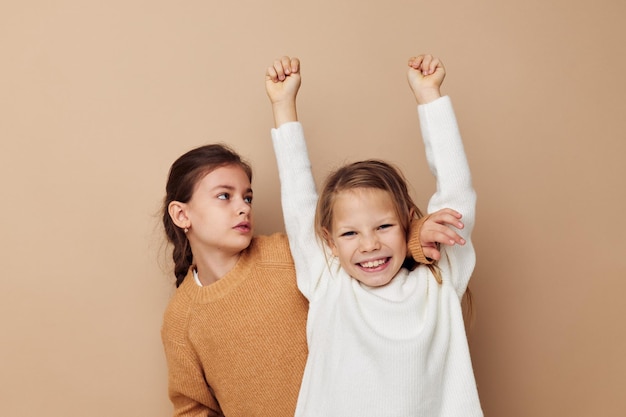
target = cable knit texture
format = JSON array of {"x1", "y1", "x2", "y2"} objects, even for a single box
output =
[
  {"x1": 161, "y1": 233, "x2": 309, "y2": 417},
  {"x1": 272, "y1": 96, "x2": 483, "y2": 417}
]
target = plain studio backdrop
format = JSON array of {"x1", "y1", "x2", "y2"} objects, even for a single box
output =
[{"x1": 1, "y1": 1, "x2": 625, "y2": 416}]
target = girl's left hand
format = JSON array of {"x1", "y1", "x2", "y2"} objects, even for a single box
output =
[{"x1": 407, "y1": 54, "x2": 445, "y2": 105}]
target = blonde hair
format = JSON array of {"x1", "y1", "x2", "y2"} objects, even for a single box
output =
[{"x1": 314, "y1": 159, "x2": 442, "y2": 283}]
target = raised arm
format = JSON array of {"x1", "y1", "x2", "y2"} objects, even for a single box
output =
[
  {"x1": 266, "y1": 57, "x2": 325, "y2": 300},
  {"x1": 408, "y1": 54, "x2": 477, "y2": 297}
]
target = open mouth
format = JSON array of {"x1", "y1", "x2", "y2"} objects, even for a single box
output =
[{"x1": 357, "y1": 257, "x2": 390, "y2": 270}]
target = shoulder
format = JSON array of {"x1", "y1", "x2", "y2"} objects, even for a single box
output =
[
  {"x1": 161, "y1": 267, "x2": 197, "y2": 342},
  {"x1": 161, "y1": 291, "x2": 191, "y2": 345},
  {"x1": 247, "y1": 233, "x2": 294, "y2": 266},
  {"x1": 240, "y1": 234, "x2": 306, "y2": 310}
]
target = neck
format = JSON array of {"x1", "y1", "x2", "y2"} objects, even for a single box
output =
[{"x1": 193, "y1": 250, "x2": 243, "y2": 286}]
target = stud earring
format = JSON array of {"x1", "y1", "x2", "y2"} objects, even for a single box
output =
[{"x1": 184, "y1": 227, "x2": 189, "y2": 234}]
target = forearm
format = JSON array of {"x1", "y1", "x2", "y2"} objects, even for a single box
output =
[
  {"x1": 418, "y1": 96, "x2": 476, "y2": 294},
  {"x1": 272, "y1": 99, "x2": 298, "y2": 128},
  {"x1": 419, "y1": 96, "x2": 475, "y2": 224},
  {"x1": 272, "y1": 123, "x2": 324, "y2": 299}
]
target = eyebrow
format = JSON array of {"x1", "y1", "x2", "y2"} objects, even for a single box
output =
[{"x1": 211, "y1": 184, "x2": 253, "y2": 194}]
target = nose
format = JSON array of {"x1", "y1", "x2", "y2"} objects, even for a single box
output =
[
  {"x1": 237, "y1": 199, "x2": 251, "y2": 216},
  {"x1": 359, "y1": 233, "x2": 380, "y2": 252}
]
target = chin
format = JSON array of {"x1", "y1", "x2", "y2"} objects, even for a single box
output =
[
  {"x1": 370, "y1": 278, "x2": 394, "y2": 287},
  {"x1": 353, "y1": 275, "x2": 393, "y2": 288},
  {"x1": 235, "y1": 237, "x2": 253, "y2": 252}
]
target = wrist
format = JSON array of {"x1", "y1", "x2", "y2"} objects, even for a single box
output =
[
  {"x1": 272, "y1": 100, "x2": 298, "y2": 127},
  {"x1": 414, "y1": 87, "x2": 441, "y2": 105}
]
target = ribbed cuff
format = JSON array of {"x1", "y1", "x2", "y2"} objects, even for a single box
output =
[{"x1": 407, "y1": 216, "x2": 434, "y2": 265}]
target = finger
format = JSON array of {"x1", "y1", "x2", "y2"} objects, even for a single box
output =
[
  {"x1": 428, "y1": 212, "x2": 464, "y2": 229},
  {"x1": 431, "y1": 226, "x2": 466, "y2": 246},
  {"x1": 279, "y1": 56, "x2": 292, "y2": 75},
  {"x1": 435, "y1": 58, "x2": 446, "y2": 74},
  {"x1": 408, "y1": 55, "x2": 424, "y2": 69},
  {"x1": 428, "y1": 57, "x2": 440, "y2": 75},
  {"x1": 444, "y1": 229, "x2": 466, "y2": 245},
  {"x1": 266, "y1": 66, "x2": 279, "y2": 82},
  {"x1": 420, "y1": 54, "x2": 433, "y2": 74},
  {"x1": 428, "y1": 207, "x2": 461, "y2": 219},
  {"x1": 273, "y1": 59, "x2": 287, "y2": 80},
  {"x1": 425, "y1": 229, "x2": 455, "y2": 246},
  {"x1": 421, "y1": 222, "x2": 464, "y2": 245},
  {"x1": 290, "y1": 57, "x2": 300, "y2": 74},
  {"x1": 431, "y1": 207, "x2": 462, "y2": 220},
  {"x1": 422, "y1": 246, "x2": 441, "y2": 261},
  {"x1": 438, "y1": 214, "x2": 464, "y2": 230}
]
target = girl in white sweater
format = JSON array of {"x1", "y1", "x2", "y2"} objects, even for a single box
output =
[{"x1": 266, "y1": 54, "x2": 483, "y2": 417}]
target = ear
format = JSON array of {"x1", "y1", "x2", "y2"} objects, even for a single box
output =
[
  {"x1": 168, "y1": 201, "x2": 190, "y2": 230},
  {"x1": 322, "y1": 228, "x2": 339, "y2": 257},
  {"x1": 408, "y1": 207, "x2": 416, "y2": 221}
]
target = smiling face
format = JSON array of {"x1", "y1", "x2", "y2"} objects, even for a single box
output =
[
  {"x1": 184, "y1": 164, "x2": 254, "y2": 257},
  {"x1": 325, "y1": 187, "x2": 407, "y2": 287}
]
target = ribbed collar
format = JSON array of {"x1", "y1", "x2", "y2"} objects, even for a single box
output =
[{"x1": 177, "y1": 244, "x2": 256, "y2": 304}]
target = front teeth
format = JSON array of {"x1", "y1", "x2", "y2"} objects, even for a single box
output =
[{"x1": 360, "y1": 259, "x2": 386, "y2": 268}]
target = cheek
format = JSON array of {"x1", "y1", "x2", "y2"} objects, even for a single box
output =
[
  {"x1": 392, "y1": 232, "x2": 409, "y2": 254},
  {"x1": 328, "y1": 241, "x2": 339, "y2": 257},
  {"x1": 334, "y1": 243, "x2": 357, "y2": 266},
  {"x1": 398, "y1": 240, "x2": 409, "y2": 259}
]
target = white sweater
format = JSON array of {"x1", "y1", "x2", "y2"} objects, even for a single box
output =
[{"x1": 272, "y1": 96, "x2": 483, "y2": 417}]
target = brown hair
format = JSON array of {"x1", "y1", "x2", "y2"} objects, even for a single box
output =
[{"x1": 162, "y1": 144, "x2": 252, "y2": 287}]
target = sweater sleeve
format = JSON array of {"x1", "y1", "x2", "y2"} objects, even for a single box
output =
[
  {"x1": 271, "y1": 122, "x2": 326, "y2": 300},
  {"x1": 418, "y1": 96, "x2": 476, "y2": 298},
  {"x1": 162, "y1": 324, "x2": 224, "y2": 417},
  {"x1": 407, "y1": 215, "x2": 435, "y2": 265}
]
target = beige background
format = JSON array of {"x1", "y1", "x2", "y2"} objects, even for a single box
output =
[{"x1": 2, "y1": 1, "x2": 625, "y2": 416}]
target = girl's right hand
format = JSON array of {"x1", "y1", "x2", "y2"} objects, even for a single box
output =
[
  {"x1": 265, "y1": 56, "x2": 301, "y2": 105},
  {"x1": 418, "y1": 208, "x2": 465, "y2": 261}
]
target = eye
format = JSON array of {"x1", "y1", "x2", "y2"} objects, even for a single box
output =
[
  {"x1": 378, "y1": 224, "x2": 393, "y2": 230},
  {"x1": 217, "y1": 193, "x2": 230, "y2": 200},
  {"x1": 340, "y1": 231, "x2": 356, "y2": 237},
  {"x1": 244, "y1": 195, "x2": 253, "y2": 204}
]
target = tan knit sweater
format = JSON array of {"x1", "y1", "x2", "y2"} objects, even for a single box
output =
[
  {"x1": 162, "y1": 224, "x2": 430, "y2": 417},
  {"x1": 161, "y1": 233, "x2": 308, "y2": 417}
]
